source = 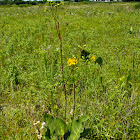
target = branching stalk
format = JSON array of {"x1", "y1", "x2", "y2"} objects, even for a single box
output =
[{"x1": 50, "y1": 5, "x2": 67, "y2": 122}]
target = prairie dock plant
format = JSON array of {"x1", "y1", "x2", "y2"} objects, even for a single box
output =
[{"x1": 43, "y1": 3, "x2": 91, "y2": 140}]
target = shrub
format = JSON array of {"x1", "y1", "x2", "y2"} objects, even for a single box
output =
[
  {"x1": 29, "y1": 1, "x2": 37, "y2": 5},
  {"x1": 18, "y1": 4, "x2": 30, "y2": 7},
  {"x1": 135, "y1": 3, "x2": 140, "y2": 9}
]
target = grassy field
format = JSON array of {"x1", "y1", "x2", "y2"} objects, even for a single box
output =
[{"x1": 0, "y1": 2, "x2": 140, "y2": 140}]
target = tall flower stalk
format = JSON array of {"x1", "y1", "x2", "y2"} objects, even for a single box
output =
[{"x1": 50, "y1": 3, "x2": 67, "y2": 122}]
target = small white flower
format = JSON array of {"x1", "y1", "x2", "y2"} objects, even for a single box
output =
[
  {"x1": 37, "y1": 133, "x2": 42, "y2": 140},
  {"x1": 33, "y1": 122, "x2": 37, "y2": 125},
  {"x1": 40, "y1": 122, "x2": 46, "y2": 130},
  {"x1": 42, "y1": 122, "x2": 46, "y2": 126},
  {"x1": 40, "y1": 126, "x2": 43, "y2": 130},
  {"x1": 33, "y1": 121, "x2": 40, "y2": 125},
  {"x1": 70, "y1": 109, "x2": 73, "y2": 115},
  {"x1": 56, "y1": 48, "x2": 59, "y2": 51}
]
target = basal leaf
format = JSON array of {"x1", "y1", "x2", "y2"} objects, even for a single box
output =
[
  {"x1": 67, "y1": 116, "x2": 89, "y2": 140},
  {"x1": 45, "y1": 127, "x2": 51, "y2": 140},
  {"x1": 44, "y1": 114, "x2": 55, "y2": 134},
  {"x1": 55, "y1": 117, "x2": 66, "y2": 136},
  {"x1": 67, "y1": 120, "x2": 83, "y2": 140}
]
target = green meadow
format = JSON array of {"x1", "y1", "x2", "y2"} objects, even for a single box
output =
[{"x1": 0, "y1": 2, "x2": 140, "y2": 140}]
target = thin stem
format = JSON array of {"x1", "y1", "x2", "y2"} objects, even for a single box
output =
[
  {"x1": 133, "y1": 52, "x2": 135, "y2": 72},
  {"x1": 75, "y1": 61, "x2": 87, "y2": 88},
  {"x1": 73, "y1": 67, "x2": 75, "y2": 119},
  {"x1": 57, "y1": 22, "x2": 67, "y2": 122}
]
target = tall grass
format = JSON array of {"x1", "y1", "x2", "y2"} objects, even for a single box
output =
[{"x1": 0, "y1": 2, "x2": 140, "y2": 139}]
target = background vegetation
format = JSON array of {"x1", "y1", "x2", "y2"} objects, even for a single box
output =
[
  {"x1": 0, "y1": 2, "x2": 140, "y2": 140},
  {"x1": 0, "y1": 0, "x2": 140, "y2": 6}
]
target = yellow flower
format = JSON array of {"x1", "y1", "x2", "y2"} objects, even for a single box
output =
[
  {"x1": 81, "y1": 56, "x2": 85, "y2": 60},
  {"x1": 44, "y1": 7, "x2": 47, "y2": 12},
  {"x1": 67, "y1": 58, "x2": 77, "y2": 66},
  {"x1": 55, "y1": 3, "x2": 60, "y2": 7},
  {"x1": 92, "y1": 56, "x2": 95, "y2": 61}
]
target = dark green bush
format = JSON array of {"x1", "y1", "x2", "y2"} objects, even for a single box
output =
[
  {"x1": 29, "y1": 1, "x2": 37, "y2": 5},
  {"x1": 18, "y1": 4, "x2": 30, "y2": 7},
  {"x1": 135, "y1": 3, "x2": 140, "y2": 9},
  {"x1": 0, "y1": 0, "x2": 45, "y2": 5},
  {"x1": 0, "y1": 1, "x2": 7, "y2": 5}
]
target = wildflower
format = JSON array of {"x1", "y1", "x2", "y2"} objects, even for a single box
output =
[
  {"x1": 78, "y1": 113, "x2": 83, "y2": 117},
  {"x1": 67, "y1": 58, "x2": 77, "y2": 66},
  {"x1": 92, "y1": 56, "x2": 95, "y2": 61},
  {"x1": 70, "y1": 109, "x2": 73, "y2": 115},
  {"x1": 40, "y1": 122, "x2": 46, "y2": 130},
  {"x1": 33, "y1": 121, "x2": 40, "y2": 125},
  {"x1": 55, "y1": 3, "x2": 60, "y2": 7},
  {"x1": 37, "y1": 133, "x2": 42, "y2": 140},
  {"x1": 82, "y1": 56, "x2": 85, "y2": 59}
]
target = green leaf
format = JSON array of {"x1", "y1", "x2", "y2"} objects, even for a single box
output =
[
  {"x1": 81, "y1": 49, "x2": 90, "y2": 61},
  {"x1": 67, "y1": 120, "x2": 83, "y2": 140},
  {"x1": 130, "y1": 27, "x2": 133, "y2": 34},
  {"x1": 44, "y1": 114, "x2": 55, "y2": 134},
  {"x1": 55, "y1": 117, "x2": 66, "y2": 136},
  {"x1": 95, "y1": 57, "x2": 103, "y2": 66},
  {"x1": 126, "y1": 69, "x2": 132, "y2": 85},
  {"x1": 44, "y1": 114, "x2": 67, "y2": 138},
  {"x1": 64, "y1": 122, "x2": 72, "y2": 139},
  {"x1": 66, "y1": 122, "x2": 72, "y2": 132},
  {"x1": 78, "y1": 115, "x2": 89, "y2": 123},
  {"x1": 67, "y1": 115, "x2": 89, "y2": 140},
  {"x1": 45, "y1": 127, "x2": 51, "y2": 140}
]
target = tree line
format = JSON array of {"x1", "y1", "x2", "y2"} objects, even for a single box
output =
[
  {"x1": 0, "y1": 0, "x2": 139, "y2": 6},
  {"x1": 0, "y1": 0, "x2": 46, "y2": 5}
]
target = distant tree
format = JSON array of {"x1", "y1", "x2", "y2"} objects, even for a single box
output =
[
  {"x1": 43, "y1": 0, "x2": 47, "y2": 3},
  {"x1": 14, "y1": 0, "x2": 23, "y2": 2}
]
